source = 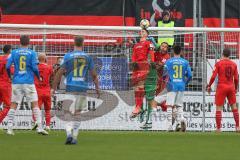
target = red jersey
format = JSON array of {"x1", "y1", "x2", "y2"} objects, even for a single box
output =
[
  {"x1": 0, "y1": 54, "x2": 11, "y2": 87},
  {"x1": 132, "y1": 40, "x2": 154, "y2": 62},
  {"x1": 154, "y1": 52, "x2": 170, "y2": 76},
  {"x1": 154, "y1": 52, "x2": 170, "y2": 65},
  {"x1": 35, "y1": 63, "x2": 53, "y2": 92},
  {"x1": 209, "y1": 59, "x2": 238, "y2": 88}
]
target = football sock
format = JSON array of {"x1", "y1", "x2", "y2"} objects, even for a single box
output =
[
  {"x1": 134, "y1": 87, "x2": 145, "y2": 112},
  {"x1": 176, "y1": 106, "x2": 185, "y2": 123},
  {"x1": 145, "y1": 103, "x2": 152, "y2": 124},
  {"x1": 72, "y1": 121, "x2": 81, "y2": 139},
  {"x1": 65, "y1": 121, "x2": 73, "y2": 137},
  {"x1": 7, "y1": 108, "x2": 16, "y2": 129},
  {"x1": 45, "y1": 110, "x2": 51, "y2": 127},
  {"x1": 0, "y1": 106, "x2": 10, "y2": 123},
  {"x1": 33, "y1": 107, "x2": 43, "y2": 130},
  {"x1": 232, "y1": 109, "x2": 239, "y2": 128},
  {"x1": 215, "y1": 111, "x2": 222, "y2": 130}
]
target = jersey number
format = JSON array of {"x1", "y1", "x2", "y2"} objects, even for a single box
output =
[
  {"x1": 19, "y1": 56, "x2": 26, "y2": 71},
  {"x1": 173, "y1": 65, "x2": 183, "y2": 79},
  {"x1": 73, "y1": 58, "x2": 86, "y2": 77}
]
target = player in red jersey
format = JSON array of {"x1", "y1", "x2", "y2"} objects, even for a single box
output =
[
  {"x1": 207, "y1": 48, "x2": 239, "y2": 132},
  {"x1": 33, "y1": 53, "x2": 53, "y2": 130},
  {"x1": 150, "y1": 42, "x2": 170, "y2": 112},
  {"x1": 130, "y1": 29, "x2": 155, "y2": 118},
  {"x1": 0, "y1": 45, "x2": 12, "y2": 123}
]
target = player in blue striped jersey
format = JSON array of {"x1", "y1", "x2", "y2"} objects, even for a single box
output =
[
  {"x1": 165, "y1": 46, "x2": 192, "y2": 132},
  {"x1": 6, "y1": 35, "x2": 48, "y2": 135},
  {"x1": 52, "y1": 36, "x2": 100, "y2": 145}
]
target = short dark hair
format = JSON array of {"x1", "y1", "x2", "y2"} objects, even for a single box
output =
[
  {"x1": 173, "y1": 45, "x2": 181, "y2": 55},
  {"x1": 74, "y1": 36, "x2": 84, "y2": 47},
  {"x1": 222, "y1": 48, "x2": 231, "y2": 57},
  {"x1": 161, "y1": 42, "x2": 169, "y2": 47},
  {"x1": 3, "y1": 45, "x2": 11, "y2": 54},
  {"x1": 142, "y1": 28, "x2": 149, "y2": 35},
  {"x1": 20, "y1": 35, "x2": 30, "y2": 46}
]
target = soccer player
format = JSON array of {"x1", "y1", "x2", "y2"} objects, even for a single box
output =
[
  {"x1": 165, "y1": 46, "x2": 192, "y2": 131},
  {"x1": 151, "y1": 42, "x2": 170, "y2": 112},
  {"x1": 140, "y1": 42, "x2": 170, "y2": 129},
  {"x1": 130, "y1": 28, "x2": 155, "y2": 118},
  {"x1": 6, "y1": 35, "x2": 48, "y2": 135},
  {"x1": 0, "y1": 45, "x2": 12, "y2": 123},
  {"x1": 207, "y1": 48, "x2": 239, "y2": 132},
  {"x1": 52, "y1": 36, "x2": 100, "y2": 145},
  {"x1": 33, "y1": 53, "x2": 53, "y2": 130}
]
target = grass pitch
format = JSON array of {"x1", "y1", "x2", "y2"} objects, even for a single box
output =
[{"x1": 0, "y1": 130, "x2": 239, "y2": 160}]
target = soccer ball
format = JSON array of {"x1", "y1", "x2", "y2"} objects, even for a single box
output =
[{"x1": 140, "y1": 19, "x2": 150, "y2": 29}]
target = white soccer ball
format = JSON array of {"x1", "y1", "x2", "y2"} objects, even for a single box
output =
[{"x1": 140, "y1": 19, "x2": 150, "y2": 29}]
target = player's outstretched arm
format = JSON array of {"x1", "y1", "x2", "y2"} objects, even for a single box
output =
[
  {"x1": 147, "y1": 36, "x2": 159, "y2": 49},
  {"x1": 90, "y1": 69, "x2": 100, "y2": 98},
  {"x1": 52, "y1": 67, "x2": 65, "y2": 93}
]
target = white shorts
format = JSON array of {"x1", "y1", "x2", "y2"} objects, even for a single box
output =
[
  {"x1": 166, "y1": 91, "x2": 184, "y2": 107},
  {"x1": 12, "y1": 84, "x2": 38, "y2": 104}
]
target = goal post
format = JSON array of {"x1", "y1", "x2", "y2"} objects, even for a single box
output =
[{"x1": 0, "y1": 24, "x2": 239, "y2": 131}]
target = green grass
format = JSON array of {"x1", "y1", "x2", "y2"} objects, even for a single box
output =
[{"x1": 0, "y1": 130, "x2": 240, "y2": 160}]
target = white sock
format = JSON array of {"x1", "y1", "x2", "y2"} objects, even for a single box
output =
[
  {"x1": 7, "y1": 109, "x2": 16, "y2": 130},
  {"x1": 166, "y1": 107, "x2": 173, "y2": 130},
  {"x1": 72, "y1": 121, "x2": 81, "y2": 139},
  {"x1": 65, "y1": 121, "x2": 73, "y2": 137},
  {"x1": 33, "y1": 107, "x2": 43, "y2": 130},
  {"x1": 176, "y1": 106, "x2": 185, "y2": 123}
]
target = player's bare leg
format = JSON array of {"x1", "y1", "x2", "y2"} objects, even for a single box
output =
[
  {"x1": 230, "y1": 103, "x2": 240, "y2": 133},
  {"x1": 6, "y1": 102, "x2": 18, "y2": 135},
  {"x1": 215, "y1": 106, "x2": 223, "y2": 132}
]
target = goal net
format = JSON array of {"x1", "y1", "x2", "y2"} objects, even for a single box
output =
[{"x1": 0, "y1": 24, "x2": 239, "y2": 131}]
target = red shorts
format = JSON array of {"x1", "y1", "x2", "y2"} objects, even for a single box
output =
[
  {"x1": 215, "y1": 84, "x2": 236, "y2": 106},
  {"x1": 131, "y1": 62, "x2": 149, "y2": 86},
  {"x1": 37, "y1": 91, "x2": 51, "y2": 110},
  {"x1": 0, "y1": 85, "x2": 11, "y2": 107}
]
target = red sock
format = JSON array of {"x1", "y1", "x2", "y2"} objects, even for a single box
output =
[
  {"x1": 0, "y1": 107, "x2": 10, "y2": 123},
  {"x1": 45, "y1": 110, "x2": 51, "y2": 127},
  {"x1": 160, "y1": 101, "x2": 167, "y2": 112},
  {"x1": 216, "y1": 111, "x2": 222, "y2": 129},
  {"x1": 134, "y1": 88, "x2": 145, "y2": 111},
  {"x1": 232, "y1": 109, "x2": 239, "y2": 128}
]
